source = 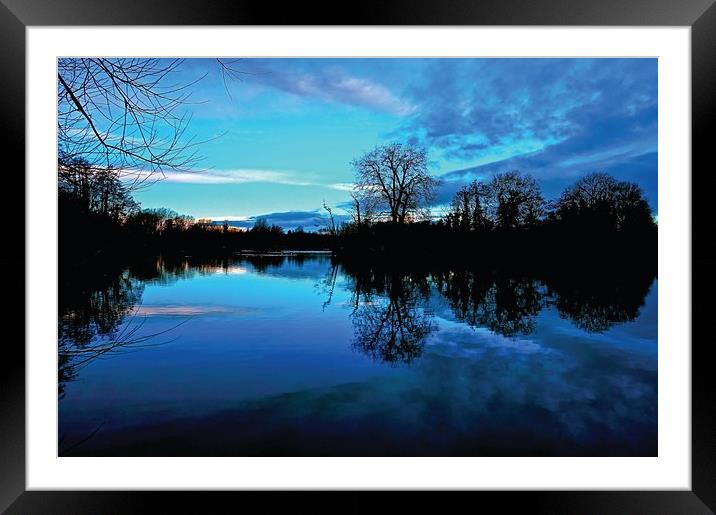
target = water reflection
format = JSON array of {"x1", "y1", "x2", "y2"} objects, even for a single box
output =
[
  {"x1": 340, "y1": 261, "x2": 654, "y2": 365},
  {"x1": 432, "y1": 270, "x2": 543, "y2": 336},
  {"x1": 546, "y1": 268, "x2": 654, "y2": 333},
  {"x1": 59, "y1": 255, "x2": 656, "y2": 396},
  {"x1": 346, "y1": 270, "x2": 436, "y2": 364},
  {"x1": 59, "y1": 265, "x2": 144, "y2": 398},
  {"x1": 58, "y1": 254, "x2": 656, "y2": 456}
]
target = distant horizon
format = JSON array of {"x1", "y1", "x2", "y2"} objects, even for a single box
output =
[
  {"x1": 126, "y1": 58, "x2": 657, "y2": 227},
  {"x1": 150, "y1": 166, "x2": 658, "y2": 232}
]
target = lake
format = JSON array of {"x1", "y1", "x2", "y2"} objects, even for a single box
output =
[{"x1": 58, "y1": 253, "x2": 657, "y2": 456}]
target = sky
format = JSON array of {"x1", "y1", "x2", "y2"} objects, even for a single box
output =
[{"x1": 130, "y1": 58, "x2": 658, "y2": 230}]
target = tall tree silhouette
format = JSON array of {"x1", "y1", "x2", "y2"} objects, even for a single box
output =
[
  {"x1": 59, "y1": 157, "x2": 139, "y2": 220},
  {"x1": 490, "y1": 171, "x2": 545, "y2": 229},
  {"x1": 347, "y1": 190, "x2": 378, "y2": 226},
  {"x1": 446, "y1": 180, "x2": 493, "y2": 232},
  {"x1": 352, "y1": 143, "x2": 437, "y2": 224}
]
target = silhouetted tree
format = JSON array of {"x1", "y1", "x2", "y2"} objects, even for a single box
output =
[
  {"x1": 252, "y1": 218, "x2": 270, "y2": 232},
  {"x1": 490, "y1": 171, "x2": 545, "y2": 229},
  {"x1": 323, "y1": 200, "x2": 338, "y2": 236},
  {"x1": 58, "y1": 59, "x2": 199, "y2": 188},
  {"x1": 250, "y1": 217, "x2": 284, "y2": 238},
  {"x1": 446, "y1": 180, "x2": 493, "y2": 232},
  {"x1": 352, "y1": 142, "x2": 437, "y2": 224},
  {"x1": 451, "y1": 186, "x2": 473, "y2": 232},
  {"x1": 552, "y1": 172, "x2": 655, "y2": 232},
  {"x1": 120, "y1": 207, "x2": 197, "y2": 242},
  {"x1": 348, "y1": 190, "x2": 378, "y2": 226},
  {"x1": 59, "y1": 157, "x2": 139, "y2": 221}
]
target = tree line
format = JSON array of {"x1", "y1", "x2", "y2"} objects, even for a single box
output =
[
  {"x1": 441, "y1": 169, "x2": 654, "y2": 233},
  {"x1": 59, "y1": 142, "x2": 656, "y2": 267},
  {"x1": 346, "y1": 142, "x2": 655, "y2": 234},
  {"x1": 335, "y1": 142, "x2": 656, "y2": 262},
  {"x1": 59, "y1": 156, "x2": 333, "y2": 263}
]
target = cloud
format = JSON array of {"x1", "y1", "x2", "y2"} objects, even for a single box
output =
[
  {"x1": 328, "y1": 182, "x2": 354, "y2": 192},
  {"x1": 205, "y1": 210, "x2": 350, "y2": 231},
  {"x1": 124, "y1": 58, "x2": 657, "y2": 219},
  {"x1": 124, "y1": 168, "x2": 355, "y2": 192},
  {"x1": 397, "y1": 59, "x2": 657, "y2": 166},
  {"x1": 249, "y1": 63, "x2": 416, "y2": 115},
  {"x1": 395, "y1": 59, "x2": 659, "y2": 210},
  {"x1": 135, "y1": 168, "x2": 315, "y2": 186}
]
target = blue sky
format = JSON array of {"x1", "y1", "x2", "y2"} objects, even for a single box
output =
[{"x1": 131, "y1": 58, "x2": 657, "y2": 229}]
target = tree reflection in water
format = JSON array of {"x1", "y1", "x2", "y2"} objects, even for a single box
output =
[
  {"x1": 347, "y1": 270, "x2": 436, "y2": 364},
  {"x1": 59, "y1": 255, "x2": 656, "y2": 394},
  {"x1": 58, "y1": 257, "x2": 199, "y2": 398},
  {"x1": 432, "y1": 270, "x2": 544, "y2": 336},
  {"x1": 341, "y1": 259, "x2": 655, "y2": 364},
  {"x1": 59, "y1": 265, "x2": 145, "y2": 398},
  {"x1": 544, "y1": 267, "x2": 655, "y2": 333},
  {"x1": 59, "y1": 253, "x2": 337, "y2": 397}
]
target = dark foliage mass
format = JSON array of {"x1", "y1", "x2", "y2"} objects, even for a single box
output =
[{"x1": 59, "y1": 150, "x2": 656, "y2": 270}]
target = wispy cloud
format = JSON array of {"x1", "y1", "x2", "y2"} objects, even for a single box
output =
[
  {"x1": 149, "y1": 168, "x2": 314, "y2": 186},
  {"x1": 249, "y1": 63, "x2": 416, "y2": 115},
  {"x1": 125, "y1": 168, "x2": 357, "y2": 191},
  {"x1": 125, "y1": 169, "x2": 361, "y2": 206},
  {"x1": 328, "y1": 182, "x2": 354, "y2": 192}
]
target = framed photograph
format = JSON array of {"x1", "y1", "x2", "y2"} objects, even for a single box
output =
[{"x1": 3, "y1": 0, "x2": 715, "y2": 512}]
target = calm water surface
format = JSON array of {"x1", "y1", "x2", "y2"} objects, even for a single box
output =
[{"x1": 59, "y1": 254, "x2": 657, "y2": 456}]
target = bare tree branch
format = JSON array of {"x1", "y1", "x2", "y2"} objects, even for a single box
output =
[
  {"x1": 57, "y1": 58, "x2": 237, "y2": 191},
  {"x1": 351, "y1": 143, "x2": 437, "y2": 224}
]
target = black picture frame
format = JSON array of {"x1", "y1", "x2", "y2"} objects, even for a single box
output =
[{"x1": 1, "y1": 1, "x2": 714, "y2": 513}]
